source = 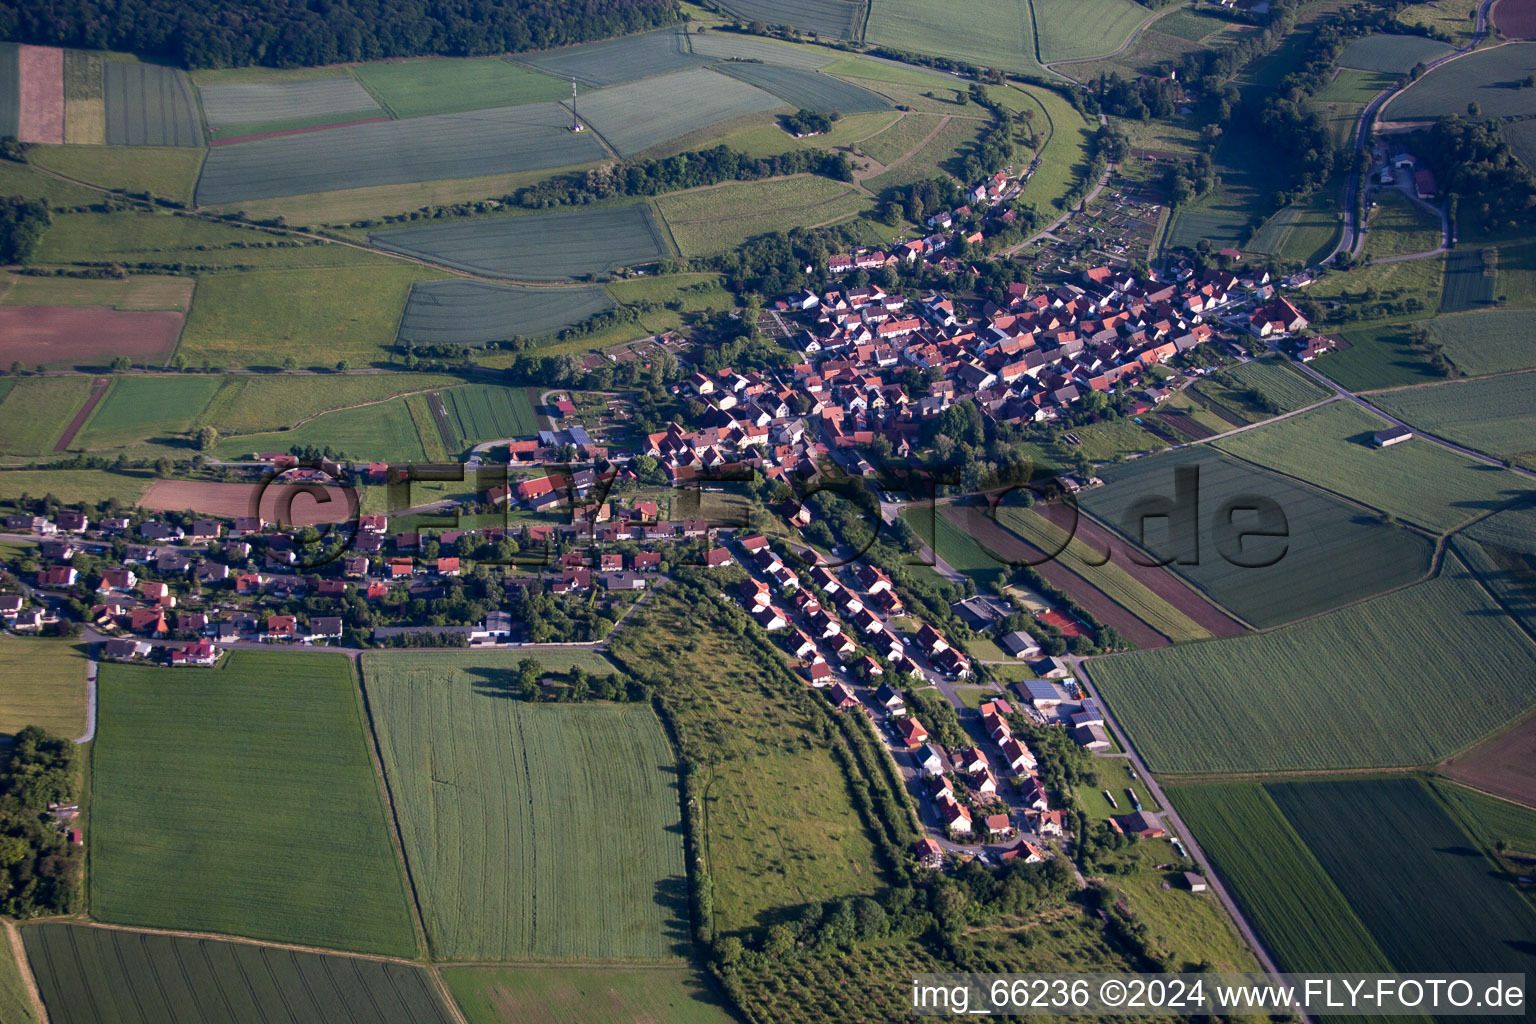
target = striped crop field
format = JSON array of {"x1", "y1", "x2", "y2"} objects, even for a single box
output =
[
  {"x1": 396, "y1": 280, "x2": 614, "y2": 345},
  {"x1": 711, "y1": 63, "x2": 890, "y2": 114},
  {"x1": 572, "y1": 67, "x2": 785, "y2": 157},
  {"x1": 1217, "y1": 357, "x2": 1332, "y2": 411},
  {"x1": 441, "y1": 383, "x2": 541, "y2": 442},
  {"x1": 1371, "y1": 371, "x2": 1536, "y2": 465},
  {"x1": 362, "y1": 651, "x2": 689, "y2": 961},
  {"x1": 715, "y1": 0, "x2": 866, "y2": 40},
  {"x1": 512, "y1": 27, "x2": 712, "y2": 87},
  {"x1": 23, "y1": 923, "x2": 455, "y2": 1024}
]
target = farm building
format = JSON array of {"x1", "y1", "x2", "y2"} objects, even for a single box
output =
[
  {"x1": 999, "y1": 630, "x2": 1042, "y2": 658},
  {"x1": 1184, "y1": 872, "x2": 1208, "y2": 892},
  {"x1": 1372, "y1": 426, "x2": 1414, "y2": 448}
]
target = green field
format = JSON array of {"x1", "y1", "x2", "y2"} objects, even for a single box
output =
[
  {"x1": 1362, "y1": 189, "x2": 1442, "y2": 260},
  {"x1": 1424, "y1": 309, "x2": 1536, "y2": 374},
  {"x1": 74, "y1": 374, "x2": 223, "y2": 449},
  {"x1": 371, "y1": 204, "x2": 670, "y2": 281},
  {"x1": 1268, "y1": 778, "x2": 1536, "y2": 975},
  {"x1": 606, "y1": 586, "x2": 884, "y2": 933},
  {"x1": 1337, "y1": 32, "x2": 1455, "y2": 72},
  {"x1": 0, "y1": 635, "x2": 86, "y2": 739},
  {"x1": 513, "y1": 27, "x2": 712, "y2": 86},
  {"x1": 213, "y1": 393, "x2": 430, "y2": 462},
  {"x1": 0, "y1": 376, "x2": 92, "y2": 456},
  {"x1": 863, "y1": 114, "x2": 987, "y2": 192},
  {"x1": 195, "y1": 371, "x2": 459, "y2": 435},
  {"x1": 0, "y1": 273, "x2": 193, "y2": 311},
  {"x1": 90, "y1": 652, "x2": 418, "y2": 956},
  {"x1": 1439, "y1": 246, "x2": 1497, "y2": 312},
  {"x1": 1433, "y1": 778, "x2": 1536, "y2": 854},
  {"x1": 0, "y1": 469, "x2": 153, "y2": 507},
  {"x1": 27, "y1": 145, "x2": 206, "y2": 206},
  {"x1": 443, "y1": 965, "x2": 736, "y2": 1024},
  {"x1": 574, "y1": 67, "x2": 785, "y2": 157},
  {"x1": 690, "y1": 31, "x2": 837, "y2": 68},
  {"x1": 866, "y1": 0, "x2": 1043, "y2": 75},
  {"x1": 1510, "y1": 118, "x2": 1536, "y2": 175},
  {"x1": 901, "y1": 504, "x2": 1007, "y2": 591},
  {"x1": 712, "y1": 63, "x2": 890, "y2": 114},
  {"x1": 0, "y1": 152, "x2": 104, "y2": 207},
  {"x1": 1086, "y1": 565, "x2": 1536, "y2": 773},
  {"x1": 1013, "y1": 84, "x2": 1098, "y2": 215},
  {"x1": 0, "y1": 925, "x2": 35, "y2": 1024},
  {"x1": 196, "y1": 75, "x2": 382, "y2": 132},
  {"x1": 1215, "y1": 401, "x2": 1529, "y2": 533},
  {"x1": 441, "y1": 384, "x2": 541, "y2": 444},
  {"x1": 179, "y1": 265, "x2": 446, "y2": 368},
  {"x1": 1453, "y1": 499, "x2": 1536, "y2": 633},
  {"x1": 656, "y1": 175, "x2": 869, "y2": 256},
  {"x1": 1215, "y1": 357, "x2": 1333, "y2": 411},
  {"x1": 1033, "y1": 0, "x2": 1148, "y2": 63},
  {"x1": 1168, "y1": 783, "x2": 1395, "y2": 973},
  {"x1": 362, "y1": 651, "x2": 687, "y2": 960},
  {"x1": 1311, "y1": 321, "x2": 1452, "y2": 390},
  {"x1": 104, "y1": 61, "x2": 203, "y2": 146},
  {"x1": 1079, "y1": 446, "x2": 1434, "y2": 628},
  {"x1": 1245, "y1": 190, "x2": 1345, "y2": 266},
  {"x1": 994, "y1": 506, "x2": 1213, "y2": 642},
  {"x1": 1385, "y1": 41, "x2": 1536, "y2": 121},
  {"x1": 714, "y1": 0, "x2": 865, "y2": 40},
  {"x1": 23, "y1": 923, "x2": 454, "y2": 1024},
  {"x1": 854, "y1": 111, "x2": 943, "y2": 166},
  {"x1": 1371, "y1": 371, "x2": 1536, "y2": 464},
  {"x1": 397, "y1": 280, "x2": 615, "y2": 346},
  {"x1": 352, "y1": 56, "x2": 570, "y2": 118},
  {"x1": 32, "y1": 211, "x2": 389, "y2": 271}
]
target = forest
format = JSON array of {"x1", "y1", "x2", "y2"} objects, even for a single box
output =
[
  {"x1": 0, "y1": 727, "x2": 82, "y2": 918},
  {"x1": 0, "y1": 0, "x2": 679, "y2": 68}
]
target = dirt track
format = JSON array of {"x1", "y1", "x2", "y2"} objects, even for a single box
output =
[
  {"x1": 1036, "y1": 501, "x2": 1249, "y2": 637},
  {"x1": 940, "y1": 503, "x2": 1169, "y2": 650},
  {"x1": 54, "y1": 377, "x2": 108, "y2": 452}
]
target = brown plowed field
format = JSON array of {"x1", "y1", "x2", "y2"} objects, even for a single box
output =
[
  {"x1": 941, "y1": 503, "x2": 1168, "y2": 650},
  {"x1": 1035, "y1": 501, "x2": 1249, "y2": 636},
  {"x1": 141, "y1": 479, "x2": 359, "y2": 525},
  {"x1": 1441, "y1": 715, "x2": 1536, "y2": 808},
  {"x1": 17, "y1": 45, "x2": 64, "y2": 144},
  {"x1": 0, "y1": 306, "x2": 184, "y2": 367},
  {"x1": 1156, "y1": 410, "x2": 1215, "y2": 441},
  {"x1": 1493, "y1": 0, "x2": 1536, "y2": 38}
]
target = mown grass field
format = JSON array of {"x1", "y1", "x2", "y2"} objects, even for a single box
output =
[
  {"x1": 23, "y1": 923, "x2": 455, "y2": 1024},
  {"x1": 0, "y1": 635, "x2": 86, "y2": 739},
  {"x1": 0, "y1": 926, "x2": 35, "y2": 1024},
  {"x1": 901, "y1": 504, "x2": 1007, "y2": 591},
  {"x1": 1087, "y1": 565, "x2": 1536, "y2": 773},
  {"x1": 994, "y1": 507, "x2": 1212, "y2": 642},
  {"x1": 90, "y1": 652, "x2": 418, "y2": 956},
  {"x1": 1245, "y1": 190, "x2": 1344, "y2": 266},
  {"x1": 866, "y1": 0, "x2": 1043, "y2": 75},
  {"x1": 74, "y1": 373, "x2": 223, "y2": 449},
  {"x1": 196, "y1": 371, "x2": 459, "y2": 435},
  {"x1": 1214, "y1": 401, "x2": 1527, "y2": 533},
  {"x1": 179, "y1": 264, "x2": 447, "y2": 368},
  {"x1": 1079, "y1": 446, "x2": 1435, "y2": 628},
  {"x1": 1033, "y1": 0, "x2": 1148, "y2": 63},
  {"x1": 854, "y1": 111, "x2": 943, "y2": 166},
  {"x1": 606, "y1": 586, "x2": 884, "y2": 934},
  {"x1": 656, "y1": 175, "x2": 869, "y2": 256},
  {"x1": 0, "y1": 151, "x2": 102, "y2": 206},
  {"x1": 863, "y1": 113, "x2": 987, "y2": 192},
  {"x1": 0, "y1": 273, "x2": 193, "y2": 311},
  {"x1": 0, "y1": 468, "x2": 153, "y2": 507},
  {"x1": 1439, "y1": 246, "x2": 1496, "y2": 312},
  {"x1": 0, "y1": 376, "x2": 92, "y2": 456},
  {"x1": 351, "y1": 56, "x2": 569, "y2": 118},
  {"x1": 196, "y1": 75, "x2": 381, "y2": 133},
  {"x1": 712, "y1": 63, "x2": 890, "y2": 114},
  {"x1": 1168, "y1": 783, "x2": 1395, "y2": 973},
  {"x1": 28, "y1": 144, "x2": 205, "y2": 206},
  {"x1": 1372, "y1": 370, "x2": 1536, "y2": 464},
  {"x1": 442, "y1": 966, "x2": 736, "y2": 1024},
  {"x1": 362, "y1": 651, "x2": 687, "y2": 960},
  {"x1": 1422, "y1": 309, "x2": 1536, "y2": 375},
  {"x1": 1268, "y1": 778, "x2": 1536, "y2": 975},
  {"x1": 1453, "y1": 499, "x2": 1536, "y2": 635},
  {"x1": 1362, "y1": 189, "x2": 1442, "y2": 260},
  {"x1": 212, "y1": 393, "x2": 430, "y2": 462},
  {"x1": 1014, "y1": 85, "x2": 1101, "y2": 215}
]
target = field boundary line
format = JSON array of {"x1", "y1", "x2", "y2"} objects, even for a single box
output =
[
  {"x1": 349, "y1": 657, "x2": 436, "y2": 963},
  {"x1": 2, "y1": 918, "x2": 49, "y2": 1024},
  {"x1": 427, "y1": 966, "x2": 470, "y2": 1024},
  {"x1": 35, "y1": 919, "x2": 424, "y2": 966},
  {"x1": 647, "y1": 200, "x2": 685, "y2": 263},
  {"x1": 1353, "y1": 364, "x2": 1536, "y2": 395},
  {"x1": 558, "y1": 99, "x2": 621, "y2": 159}
]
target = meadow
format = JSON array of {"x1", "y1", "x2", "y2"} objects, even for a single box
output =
[
  {"x1": 1361, "y1": 189, "x2": 1442, "y2": 260},
  {"x1": 212, "y1": 393, "x2": 430, "y2": 462},
  {"x1": 0, "y1": 150, "x2": 102, "y2": 206},
  {"x1": 397, "y1": 280, "x2": 615, "y2": 345},
  {"x1": 1167, "y1": 783, "x2": 1394, "y2": 973},
  {"x1": 572, "y1": 68, "x2": 785, "y2": 157},
  {"x1": 1214, "y1": 400, "x2": 1527, "y2": 533},
  {"x1": 863, "y1": 114, "x2": 987, "y2": 192},
  {"x1": 1079, "y1": 446, "x2": 1435, "y2": 628},
  {"x1": 31, "y1": 211, "x2": 386, "y2": 271},
  {"x1": 441, "y1": 383, "x2": 541, "y2": 443},
  {"x1": 1032, "y1": 0, "x2": 1148, "y2": 63},
  {"x1": 22, "y1": 924, "x2": 455, "y2": 1024},
  {"x1": 1383, "y1": 41, "x2": 1536, "y2": 121},
  {"x1": 0, "y1": 927, "x2": 34, "y2": 1024},
  {"x1": 195, "y1": 102, "x2": 606, "y2": 205},
  {"x1": 1371, "y1": 370, "x2": 1536, "y2": 463},
  {"x1": 74, "y1": 373, "x2": 223, "y2": 449},
  {"x1": 714, "y1": 0, "x2": 865, "y2": 40},
  {"x1": 0, "y1": 376, "x2": 92, "y2": 456},
  {"x1": 1268, "y1": 778, "x2": 1536, "y2": 975},
  {"x1": 370, "y1": 204, "x2": 670, "y2": 281},
  {"x1": 865, "y1": 0, "x2": 1043, "y2": 75},
  {"x1": 901, "y1": 504, "x2": 1008, "y2": 591},
  {"x1": 1424, "y1": 309, "x2": 1536, "y2": 374},
  {"x1": 103, "y1": 60, "x2": 202, "y2": 146},
  {"x1": 512, "y1": 27, "x2": 712, "y2": 86},
  {"x1": 0, "y1": 273, "x2": 193, "y2": 311},
  {"x1": 442, "y1": 966, "x2": 736, "y2": 1024},
  {"x1": 0, "y1": 635, "x2": 86, "y2": 739},
  {"x1": 197, "y1": 371, "x2": 460, "y2": 435},
  {"x1": 1440, "y1": 246, "x2": 1496, "y2": 312},
  {"x1": 197, "y1": 75, "x2": 380, "y2": 131},
  {"x1": 178, "y1": 264, "x2": 447, "y2": 368},
  {"x1": 1337, "y1": 32, "x2": 1455, "y2": 72},
  {"x1": 1085, "y1": 565, "x2": 1536, "y2": 773},
  {"x1": 606, "y1": 586, "x2": 885, "y2": 933},
  {"x1": 711, "y1": 63, "x2": 889, "y2": 114},
  {"x1": 362, "y1": 651, "x2": 689, "y2": 960},
  {"x1": 90, "y1": 652, "x2": 418, "y2": 956},
  {"x1": 1432, "y1": 778, "x2": 1536, "y2": 855},
  {"x1": 854, "y1": 110, "x2": 944, "y2": 166},
  {"x1": 0, "y1": 468, "x2": 153, "y2": 507},
  {"x1": 1244, "y1": 190, "x2": 1345, "y2": 266},
  {"x1": 655, "y1": 175, "x2": 869, "y2": 256},
  {"x1": 1310, "y1": 320, "x2": 1452, "y2": 390},
  {"x1": 351, "y1": 56, "x2": 569, "y2": 118},
  {"x1": 1013, "y1": 85, "x2": 1098, "y2": 215},
  {"x1": 690, "y1": 31, "x2": 836, "y2": 68},
  {"x1": 27, "y1": 144, "x2": 205, "y2": 205}
]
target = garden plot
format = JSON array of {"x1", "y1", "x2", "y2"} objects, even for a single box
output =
[
  {"x1": 512, "y1": 27, "x2": 712, "y2": 86},
  {"x1": 104, "y1": 60, "x2": 203, "y2": 146},
  {"x1": 197, "y1": 76, "x2": 381, "y2": 130},
  {"x1": 397, "y1": 279, "x2": 614, "y2": 344},
  {"x1": 711, "y1": 62, "x2": 889, "y2": 113},
  {"x1": 574, "y1": 67, "x2": 785, "y2": 156},
  {"x1": 370, "y1": 203, "x2": 669, "y2": 280},
  {"x1": 195, "y1": 102, "x2": 605, "y2": 205}
]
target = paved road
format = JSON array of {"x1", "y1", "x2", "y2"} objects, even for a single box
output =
[{"x1": 78, "y1": 659, "x2": 98, "y2": 743}]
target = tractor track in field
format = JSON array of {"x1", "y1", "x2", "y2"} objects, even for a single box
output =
[{"x1": 424, "y1": 391, "x2": 458, "y2": 452}]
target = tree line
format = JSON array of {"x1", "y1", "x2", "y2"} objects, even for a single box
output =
[
  {"x1": 0, "y1": 0, "x2": 680, "y2": 68},
  {"x1": 0, "y1": 727, "x2": 82, "y2": 918}
]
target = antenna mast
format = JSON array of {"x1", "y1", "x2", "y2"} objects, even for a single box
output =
[{"x1": 569, "y1": 79, "x2": 585, "y2": 133}]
